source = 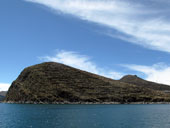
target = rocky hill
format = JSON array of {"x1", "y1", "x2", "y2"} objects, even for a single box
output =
[{"x1": 5, "y1": 62, "x2": 170, "y2": 104}]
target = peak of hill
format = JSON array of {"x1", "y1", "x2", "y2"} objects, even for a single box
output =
[
  {"x1": 5, "y1": 62, "x2": 170, "y2": 104},
  {"x1": 120, "y1": 75, "x2": 170, "y2": 92},
  {"x1": 120, "y1": 75, "x2": 141, "y2": 81}
]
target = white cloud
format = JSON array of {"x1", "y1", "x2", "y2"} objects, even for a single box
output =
[
  {"x1": 25, "y1": 0, "x2": 170, "y2": 52},
  {"x1": 0, "y1": 83, "x2": 10, "y2": 91},
  {"x1": 40, "y1": 50, "x2": 124, "y2": 79},
  {"x1": 123, "y1": 63, "x2": 170, "y2": 85}
]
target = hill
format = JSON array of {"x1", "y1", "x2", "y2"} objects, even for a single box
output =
[
  {"x1": 0, "y1": 91, "x2": 7, "y2": 102},
  {"x1": 120, "y1": 75, "x2": 170, "y2": 93},
  {"x1": 5, "y1": 62, "x2": 170, "y2": 104}
]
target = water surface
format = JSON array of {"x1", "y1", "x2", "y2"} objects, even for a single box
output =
[{"x1": 0, "y1": 104, "x2": 170, "y2": 128}]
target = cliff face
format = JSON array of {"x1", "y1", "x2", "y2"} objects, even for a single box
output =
[{"x1": 5, "y1": 62, "x2": 170, "y2": 104}]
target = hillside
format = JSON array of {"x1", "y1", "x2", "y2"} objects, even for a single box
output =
[
  {"x1": 5, "y1": 62, "x2": 170, "y2": 104},
  {"x1": 0, "y1": 91, "x2": 7, "y2": 101},
  {"x1": 0, "y1": 91, "x2": 7, "y2": 97},
  {"x1": 120, "y1": 75, "x2": 170, "y2": 92}
]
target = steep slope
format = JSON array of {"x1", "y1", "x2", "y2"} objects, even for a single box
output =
[
  {"x1": 120, "y1": 75, "x2": 170, "y2": 92},
  {"x1": 5, "y1": 62, "x2": 170, "y2": 104}
]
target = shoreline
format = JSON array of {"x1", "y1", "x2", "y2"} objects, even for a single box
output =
[{"x1": 3, "y1": 101, "x2": 170, "y2": 105}]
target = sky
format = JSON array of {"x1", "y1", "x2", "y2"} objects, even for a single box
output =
[{"x1": 1, "y1": 0, "x2": 170, "y2": 91}]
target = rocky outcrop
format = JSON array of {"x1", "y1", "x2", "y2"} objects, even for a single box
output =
[{"x1": 5, "y1": 62, "x2": 170, "y2": 104}]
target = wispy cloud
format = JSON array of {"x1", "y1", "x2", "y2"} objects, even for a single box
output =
[
  {"x1": 25, "y1": 0, "x2": 170, "y2": 52},
  {"x1": 0, "y1": 83, "x2": 10, "y2": 91},
  {"x1": 123, "y1": 63, "x2": 170, "y2": 85},
  {"x1": 40, "y1": 50, "x2": 124, "y2": 79}
]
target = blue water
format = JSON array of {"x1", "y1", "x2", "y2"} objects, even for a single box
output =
[{"x1": 0, "y1": 104, "x2": 170, "y2": 128}]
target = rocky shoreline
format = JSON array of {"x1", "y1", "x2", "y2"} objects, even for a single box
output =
[{"x1": 3, "y1": 101, "x2": 170, "y2": 104}]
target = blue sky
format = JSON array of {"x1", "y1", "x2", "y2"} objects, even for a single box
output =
[{"x1": 1, "y1": 0, "x2": 170, "y2": 91}]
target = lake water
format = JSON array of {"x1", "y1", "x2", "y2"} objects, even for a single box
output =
[{"x1": 0, "y1": 104, "x2": 170, "y2": 128}]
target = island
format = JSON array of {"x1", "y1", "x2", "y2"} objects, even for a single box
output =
[{"x1": 4, "y1": 62, "x2": 170, "y2": 104}]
